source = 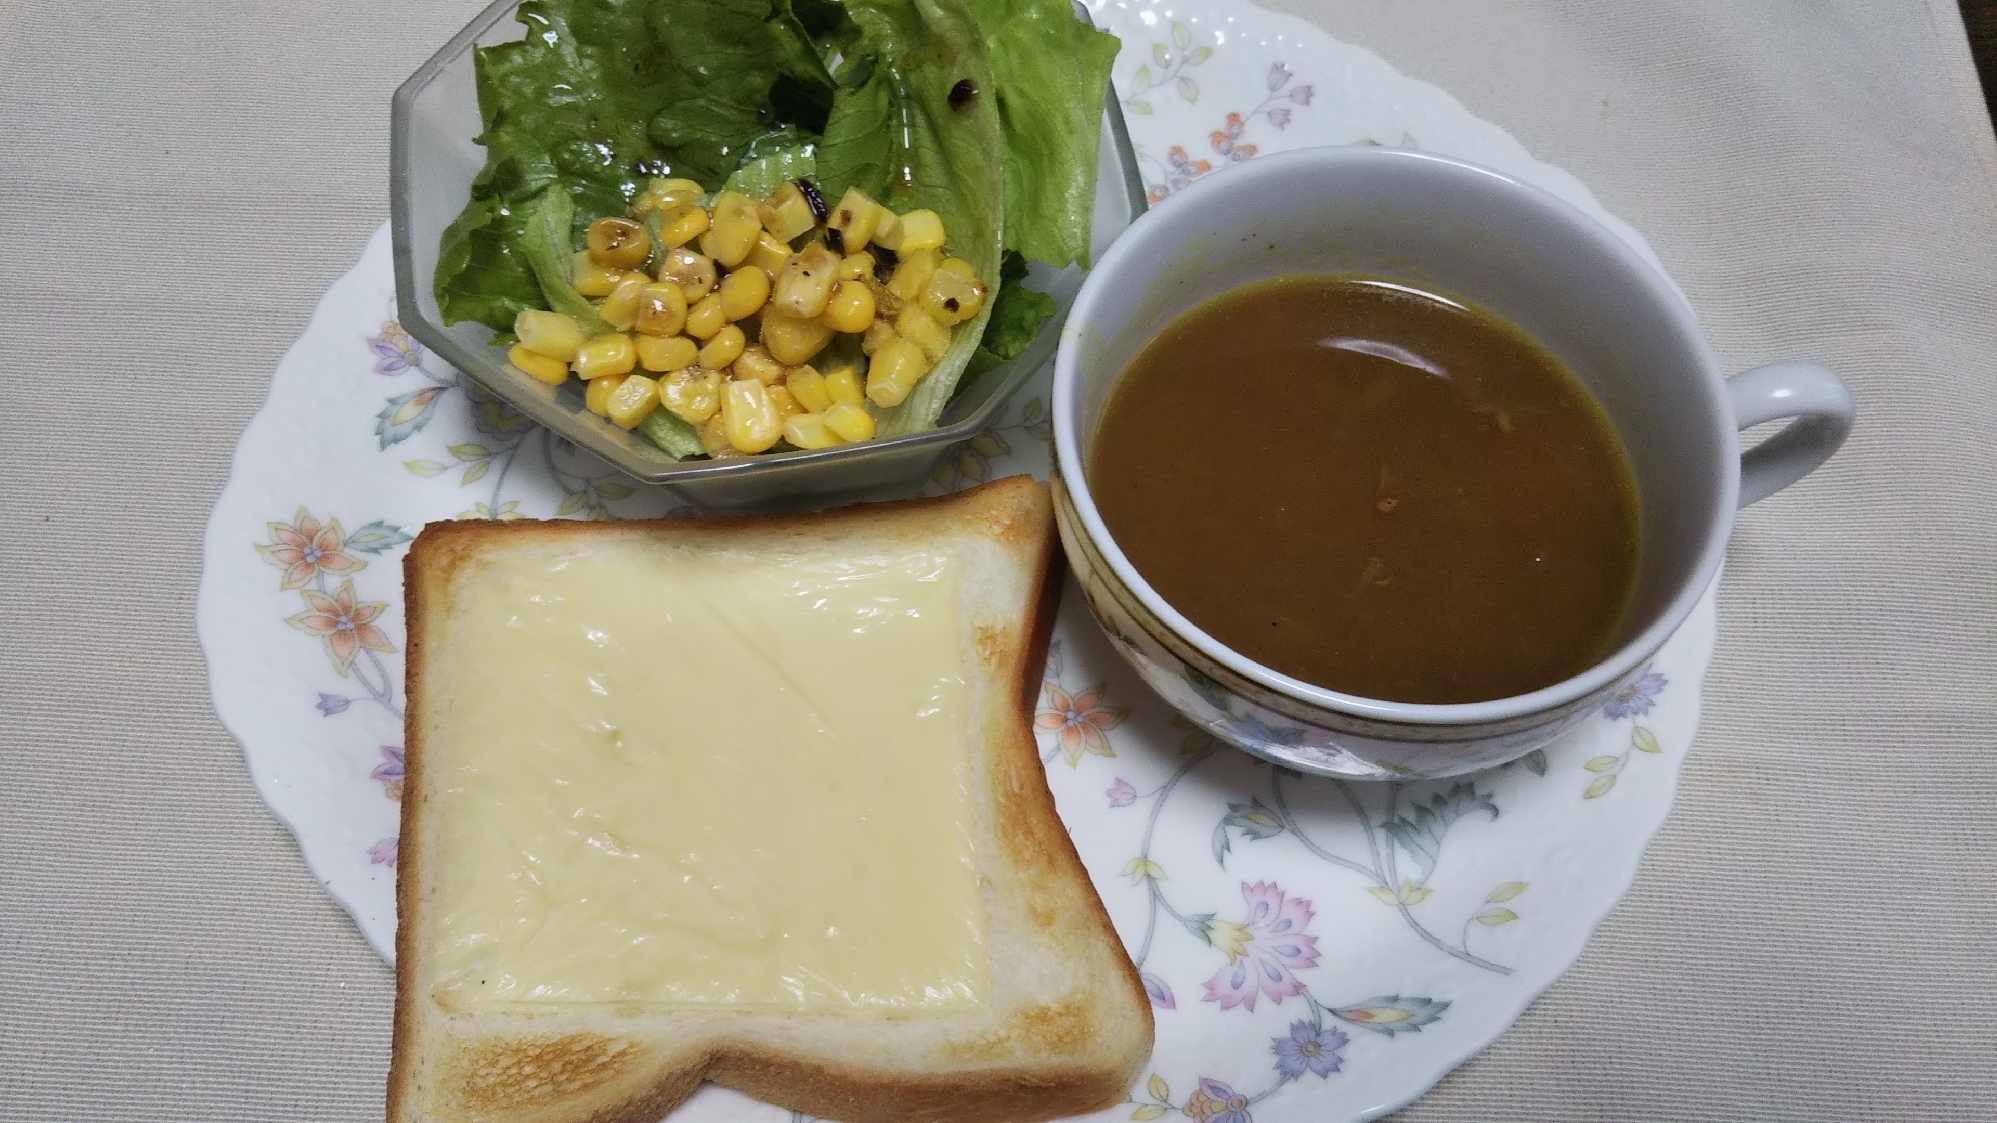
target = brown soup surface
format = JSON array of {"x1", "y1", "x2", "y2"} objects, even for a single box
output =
[{"x1": 1088, "y1": 275, "x2": 1640, "y2": 705}]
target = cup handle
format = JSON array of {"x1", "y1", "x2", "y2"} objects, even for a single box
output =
[{"x1": 1725, "y1": 360, "x2": 1855, "y2": 507}]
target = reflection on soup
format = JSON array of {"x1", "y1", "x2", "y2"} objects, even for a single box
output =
[{"x1": 1088, "y1": 275, "x2": 1640, "y2": 705}]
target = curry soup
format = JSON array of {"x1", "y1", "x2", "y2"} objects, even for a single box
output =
[{"x1": 1088, "y1": 275, "x2": 1640, "y2": 705}]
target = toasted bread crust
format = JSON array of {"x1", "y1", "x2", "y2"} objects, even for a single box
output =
[{"x1": 391, "y1": 477, "x2": 1151, "y2": 1123}]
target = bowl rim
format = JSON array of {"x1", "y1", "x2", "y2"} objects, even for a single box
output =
[
  {"x1": 388, "y1": 0, "x2": 1148, "y2": 489},
  {"x1": 1051, "y1": 145, "x2": 1737, "y2": 727}
]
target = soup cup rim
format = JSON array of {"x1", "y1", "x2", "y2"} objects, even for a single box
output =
[{"x1": 1051, "y1": 145, "x2": 1736, "y2": 728}]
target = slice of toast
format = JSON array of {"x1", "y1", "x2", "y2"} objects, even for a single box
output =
[{"x1": 390, "y1": 476, "x2": 1152, "y2": 1123}]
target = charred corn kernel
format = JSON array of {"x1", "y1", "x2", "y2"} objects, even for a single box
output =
[
  {"x1": 768, "y1": 384, "x2": 804, "y2": 421},
  {"x1": 936, "y1": 256, "x2": 976, "y2": 278},
  {"x1": 600, "y1": 274, "x2": 649, "y2": 331},
  {"x1": 866, "y1": 338, "x2": 930, "y2": 407},
  {"x1": 886, "y1": 247, "x2": 939, "y2": 301},
  {"x1": 875, "y1": 208, "x2": 943, "y2": 252},
  {"x1": 514, "y1": 309, "x2": 586, "y2": 361},
  {"x1": 757, "y1": 182, "x2": 818, "y2": 242},
  {"x1": 634, "y1": 283, "x2": 689, "y2": 337},
  {"x1": 821, "y1": 364, "x2": 865, "y2": 408},
  {"x1": 633, "y1": 177, "x2": 705, "y2": 215},
  {"x1": 821, "y1": 281, "x2": 876, "y2": 333},
  {"x1": 572, "y1": 333, "x2": 638, "y2": 380},
  {"x1": 722, "y1": 379, "x2": 783, "y2": 453},
  {"x1": 700, "y1": 191, "x2": 762, "y2": 269},
  {"x1": 660, "y1": 247, "x2": 717, "y2": 303},
  {"x1": 657, "y1": 203, "x2": 711, "y2": 249},
  {"x1": 760, "y1": 308, "x2": 835, "y2": 365},
  {"x1": 585, "y1": 372, "x2": 627, "y2": 416},
  {"x1": 718, "y1": 267, "x2": 771, "y2": 321},
  {"x1": 860, "y1": 319, "x2": 899, "y2": 355},
  {"x1": 786, "y1": 365, "x2": 832, "y2": 412},
  {"x1": 773, "y1": 243, "x2": 839, "y2": 319},
  {"x1": 825, "y1": 187, "x2": 884, "y2": 253},
  {"x1": 822, "y1": 400, "x2": 875, "y2": 442},
  {"x1": 731, "y1": 344, "x2": 786, "y2": 386},
  {"x1": 746, "y1": 233, "x2": 793, "y2": 280},
  {"x1": 661, "y1": 367, "x2": 723, "y2": 424},
  {"x1": 508, "y1": 343, "x2": 570, "y2": 385},
  {"x1": 587, "y1": 216, "x2": 651, "y2": 269},
  {"x1": 697, "y1": 413, "x2": 731, "y2": 454},
  {"x1": 895, "y1": 306, "x2": 952, "y2": 362},
  {"x1": 783, "y1": 412, "x2": 841, "y2": 449},
  {"x1": 634, "y1": 333, "x2": 698, "y2": 373},
  {"x1": 921, "y1": 266, "x2": 985, "y2": 324},
  {"x1": 684, "y1": 293, "x2": 727, "y2": 340},
  {"x1": 573, "y1": 251, "x2": 625, "y2": 297},
  {"x1": 605, "y1": 373, "x2": 660, "y2": 429},
  {"x1": 698, "y1": 324, "x2": 746, "y2": 370},
  {"x1": 837, "y1": 252, "x2": 876, "y2": 282}
]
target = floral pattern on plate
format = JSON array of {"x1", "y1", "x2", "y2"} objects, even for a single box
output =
[{"x1": 195, "y1": 2, "x2": 1712, "y2": 1121}]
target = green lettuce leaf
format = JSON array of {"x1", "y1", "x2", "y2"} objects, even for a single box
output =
[
  {"x1": 967, "y1": 250, "x2": 1056, "y2": 375},
  {"x1": 836, "y1": 0, "x2": 1005, "y2": 436},
  {"x1": 959, "y1": 0, "x2": 1118, "y2": 268}
]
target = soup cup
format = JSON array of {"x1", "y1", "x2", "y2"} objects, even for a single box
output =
[{"x1": 1051, "y1": 147, "x2": 1853, "y2": 779}]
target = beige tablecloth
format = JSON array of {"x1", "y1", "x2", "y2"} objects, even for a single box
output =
[{"x1": 5, "y1": 0, "x2": 1995, "y2": 1118}]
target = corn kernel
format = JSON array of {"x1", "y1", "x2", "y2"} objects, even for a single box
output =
[
  {"x1": 514, "y1": 309, "x2": 586, "y2": 361},
  {"x1": 821, "y1": 280, "x2": 876, "y2": 334},
  {"x1": 585, "y1": 372, "x2": 627, "y2": 416},
  {"x1": 821, "y1": 364, "x2": 865, "y2": 408},
  {"x1": 573, "y1": 333, "x2": 638, "y2": 380},
  {"x1": 886, "y1": 247, "x2": 939, "y2": 301},
  {"x1": 657, "y1": 202, "x2": 711, "y2": 249},
  {"x1": 659, "y1": 247, "x2": 717, "y2": 303},
  {"x1": 698, "y1": 324, "x2": 746, "y2": 370},
  {"x1": 605, "y1": 373, "x2": 660, "y2": 429},
  {"x1": 573, "y1": 251, "x2": 625, "y2": 297},
  {"x1": 508, "y1": 343, "x2": 570, "y2": 385},
  {"x1": 773, "y1": 243, "x2": 839, "y2": 319},
  {"x1": 838, "y1": 252, "x2": 876, "y2": 282},
  {"x1": 635, "y1": 333, "x2": 698, "y2": 373},
  {"x1": 760, "y1": 309, "x2": 835, "y2": 365},
  {"x1": 757, "y1": 182, "x2": 819, "y2": 242},
  {"x1": 866, "y1": 338, "x2": 930, "y2": 407},
  {"x1": 822, "y1": 400, "x2": 875, "y2": 443},
  {"x1": 722, "y1": 379, "x2": 783, "y2": 453},
  {"x1": 600, "y1": 274, "x2": 649, "y2": 331},
  {"x1": 746, "y1": 232, "x2": 792, "y2": 280},
  {"x1": 701, "y1": 191, "x2": 762, "y2": 269},
  {"x1": 783, "y1": 412, "x2": 842, "y2": 449},
  {"x1": 731, "y1": 345, "x2": 786, "y2": 386},
  {"x1": 633, "y1": 177, "x2": 705, "y2": 215},
  {"x1": 921, "y1": 265, "x2": 985, "y2": 324},
  {"x1": 786, "y1": 365, "x2": 832, "y2": 412},
  {"x1": 587, "y1": 216, "x2": 651, "y2": 270},
  {"x1": 825, "y1": 187, "x2": 884, "y2": 254},
  {"x1": 860, "y1": 320, "x2": 899, "y2": 355},
  {"x1": 718, "y1": 267, "x2": 771, "y2": 321},
  {"x1": 895, "y1": 306, "x2": 952, "y2": 362},
  {"x1": 661, "y1": 367, "x2": 723, "y2": 424},
  {"x1": 634, "y1": 283, "x2": 688, "y2": 337},
  {"x1": 697, "y1": 413, "x2": 731, "y2": 454},
  {"x1": 874, "y1": 208, "x2": 944, "y2": 252},
  {"x1": 936, "y1": 257, "x2": 976, "y2": 278},
  {"x1": 685, "y1": 293, "x2": 727, "y2": 340},
  {"x1": 768, "y1": 384, "x2": 803, "y2": 421}
]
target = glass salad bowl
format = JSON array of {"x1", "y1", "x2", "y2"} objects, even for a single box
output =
[{"x1": 388, "y1": 0, "x2": 1146, "y2": 509}]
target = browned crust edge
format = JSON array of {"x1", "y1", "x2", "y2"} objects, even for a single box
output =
[{"x1": 388, "y1": 477, "x2": 1152, "y2": 1123}]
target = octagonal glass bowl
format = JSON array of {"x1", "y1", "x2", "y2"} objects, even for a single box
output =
[{"x1": 388, "y1": 0, "x2": 1146, "y2": 509}]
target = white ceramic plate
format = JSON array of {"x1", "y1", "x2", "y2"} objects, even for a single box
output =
[{"x1": 197, "y1": 2, "x2": 1714, "y2": 1120}]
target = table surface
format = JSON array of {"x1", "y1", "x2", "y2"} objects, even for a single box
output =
[{"x1": 5, "y1": 1, "x2": 1996, "y2": 1119}]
